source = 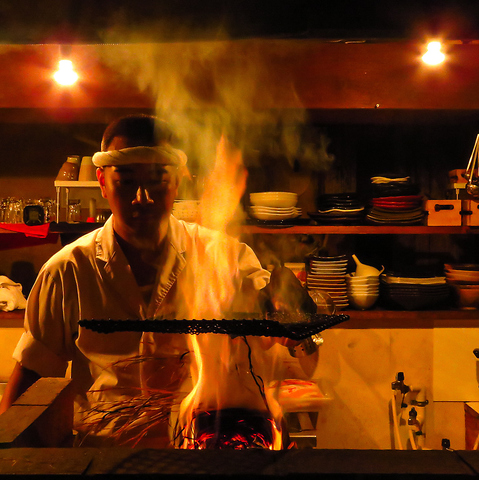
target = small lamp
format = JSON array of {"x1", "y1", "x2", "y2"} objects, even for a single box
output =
[
  {"x1": 54, "y1": 45, "x2": 79, "y2": 86},
  {"x1": 422, "y1": 41, "x2": 446, "y2": 66}
]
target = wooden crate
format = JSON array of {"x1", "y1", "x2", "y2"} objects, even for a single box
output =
[
  {"x1": 424, "y1": 200, "x2": 462, "y2": 226},
  {"x1": 462, "y1": 199, "x2": 479, "y2": 226}
]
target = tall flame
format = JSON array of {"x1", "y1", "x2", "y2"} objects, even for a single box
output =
[
  {"x1": 173, "y1": 135, "x2": 284, "y2": 450},
  {"x1": 198, "y1": 134, "x2": 247, "y2": 232}
]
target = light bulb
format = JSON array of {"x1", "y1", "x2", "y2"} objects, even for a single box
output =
[
  {"x1": 53, "y1": 59, "x2": 79, "y2": 86},
  {"x1": 422, "y1": 41, "x2": 446, "y2": 66}
]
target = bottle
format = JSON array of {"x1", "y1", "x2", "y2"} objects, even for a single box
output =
[
  {"x1": 78, "y1": 156, "x2": 97, "y2": 181},
  {"x1": 55, "y1": 156, "x2": 80, "y2": 181}
]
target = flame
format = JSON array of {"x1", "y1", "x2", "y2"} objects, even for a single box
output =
[
  {"x1": 170, "y1": 135, "x2": 285, "y2": 450},
  {"x1": 197, "y1": 134, "x2": 247, "y2": 231}
]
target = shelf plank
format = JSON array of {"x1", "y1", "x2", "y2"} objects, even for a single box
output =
[
  {"x1": 0, "y1": 308, "x2": 477, "y2": 329},
  {"x1": 1, "y1": 223, "x2": 475, "y2": 236},
  {"x1": 0, "y1": 310, "x2": 25, "y2": 328},
  {"x1": 335, "y1": 309, "x2": 479, "y2": 329},
  {"x1": 241, "y1": 225, "x2": 479, "y2": 234},
  {"x1": 54, "y1": 181, "x2": 99, "y2": 188}
]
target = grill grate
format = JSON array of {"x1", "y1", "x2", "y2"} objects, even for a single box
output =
[{"x1": 79, "y1": 313, "x2": 349, "y2": 340}]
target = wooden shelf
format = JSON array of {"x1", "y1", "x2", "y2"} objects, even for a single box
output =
[
  {"x1": 0, "y1": 310, "x2": 25, "y2": 328},
  {"x1": 1, "y1": 308, "x2": 476, "y2": 330},
  {"x1": 241, "y1": 225, "x2": 479, "y2": 234},
  {"x1": 54, "y1": 181, "x2": 99, "y2": 188},
  {"x1": 13, "y1": 223, "x2": 475, "y2": 236},
  {"x1": 1, "y1": 222, "x2": 476, "y2": 237},
  {"x1": 49, "y1": 222, "x2": 103, "y2": 234},
  {"x1": 335, "y1": 309, "x2": 479, "y2": 329}
]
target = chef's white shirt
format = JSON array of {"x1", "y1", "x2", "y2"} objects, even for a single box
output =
[{"x1": 13, "y1": 215, "x2": 270, "y2": 444}]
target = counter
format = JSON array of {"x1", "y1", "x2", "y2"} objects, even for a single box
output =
[{"x1": 0, "y1": 448, "x2": 478, "y2": 478}]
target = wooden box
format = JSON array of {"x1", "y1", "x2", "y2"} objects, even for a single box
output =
[
  {"x1": 424, "y1": 200, "x2": 462, "y2": 226},
  {"x1": 461, "y1": 199, "x2": 479, "y2": 226}
]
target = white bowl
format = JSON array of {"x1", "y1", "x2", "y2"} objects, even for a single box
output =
[
  {"x1": 451, "y1": 285, "x2": 479, "y2": 309},
  {"x1": 346, "y1": 275, "x2": 380, "y2": 285},
  {"x1": 250, "y1": 206, "x2": 299, "y2": 214},
  {"x1": 250, "y1": 192, "x2": 298, "y2": 208},
  {"x1": 446, "y1": 271, "x2": 479, "y2": 282},
  {"x1": 348, "y1": 293, "x2": 379, "y2": 310},
  {"x1": 348, "y1": 286, "x2": 379, "y2": 293},
  {"x1": 354, "y1": 265, "x2": 384, "y2": 277}
]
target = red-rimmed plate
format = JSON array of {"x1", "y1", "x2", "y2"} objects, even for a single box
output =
[{"x1": 372, "y1": 195, "x2": 423, "y2": 202}]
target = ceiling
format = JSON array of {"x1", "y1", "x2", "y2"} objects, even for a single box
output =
[{"x1": 2, "y1": 0, "x2": 479, "y2": 44}]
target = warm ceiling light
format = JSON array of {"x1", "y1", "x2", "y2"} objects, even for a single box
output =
[
  {"x1": 422, "y1": 41, "x2": 446, "y2": 66},
  {"x1": 54, "y1": 58, "x2": 79, "y2": 86}
]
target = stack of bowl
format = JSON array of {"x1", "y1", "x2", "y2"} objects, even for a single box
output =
[
  {"x1": 305, "y1": 254, "x2": 349, "y2": 310},
  {"x1": 249, "y1": 192, "x2": 301, "y2": 222},
  {"x1": 445, "y1": 264, "x2": 479, "y2": 310},
  {"x1": 346, "y1": 274, "x2": 380, "y2": 310},
  {"x1": 346, "y1": 255, "x2": 383, "y2": 310}
]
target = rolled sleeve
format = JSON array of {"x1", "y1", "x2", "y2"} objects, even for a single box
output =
[
  {"x1": 13, "y1": 265, "x2": 75, "y2": 378},
  {"x1": 13, "y1": 331, "x2": 68, "y2": 377}
]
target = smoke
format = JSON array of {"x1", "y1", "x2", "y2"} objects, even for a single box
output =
[{"x1": 96, "y1": 36, "x2": 334, "y2": 180}]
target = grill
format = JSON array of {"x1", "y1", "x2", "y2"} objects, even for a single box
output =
[{"x1": 78, "y1": 313, "x2": 349, "y2": 339}]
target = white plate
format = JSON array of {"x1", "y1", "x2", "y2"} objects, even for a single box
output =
[
  {"x1": 310, "y1": 270, "x2": 346, "y2": 277},
  {"x1": 309, "y1": 281, "x2": 348, "y2": 288},
  {"x1": 311, "y1": 258, "x2": 348, "y2": 264},
  {"x1": 307, "y1": 273, "x2": 346, "y2": 280},
  {"x1": 382, "y1": 276, "x2": 446, "y2": 285},
  {"x1": 310, "y1": 261, "x2": 348, "y2": 267},
  {"x1": 309, "y1": 285, "x2": 346, "y2": 291},
  {"x1": 307, "y1": 277, "x2": 346, "y2": 284}
]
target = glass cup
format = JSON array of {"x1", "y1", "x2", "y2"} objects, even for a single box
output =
[
  {"x1": 4, "y1": 197, "x2": 23, "y2": 223},
  {"x1": 67, "y1": 199, "x2": 82, "y2": 223},
  {"x1": 40, "y1": 198, "x2": 56, "y2": 223}
]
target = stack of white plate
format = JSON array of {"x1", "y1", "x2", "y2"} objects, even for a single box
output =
[
  {"x1": 306, "y1": 255, "x2": 349, "y2": 310},
  {"x1": 346, "y1": 274, "x2": 380, "y2": 310},
  {"x1": 380, "y1": 271, "x2": 450, "y2": 310},
  {"x1": 249, "y1": 192, "x2": 301, "y2": 221}
]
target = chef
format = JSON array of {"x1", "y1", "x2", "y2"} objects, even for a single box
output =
[{"x1": 0, "y1": 114, "x2": 271, "y2": 447}]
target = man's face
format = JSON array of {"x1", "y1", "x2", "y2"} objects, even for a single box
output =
[{"x1": 97, "y1": 151, "x2": 179, "y2": 243}]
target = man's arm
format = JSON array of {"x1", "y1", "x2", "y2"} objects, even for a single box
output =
[{"x1": 0, "y1": 362, "x2": 41, "y2": 414}]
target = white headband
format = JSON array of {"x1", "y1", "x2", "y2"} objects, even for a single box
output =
[{"x1": 92, "y1": 146, "x2": 188, "y2": 168}]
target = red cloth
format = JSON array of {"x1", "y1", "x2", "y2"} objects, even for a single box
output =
[
  {"x1": 0, "y1": 223, "x2": 59, "y2": 250},
  {"x1": 0, "y1": 223, "x2": 50, "y2": 238}
]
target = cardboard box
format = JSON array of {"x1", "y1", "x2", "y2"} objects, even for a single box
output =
[
  {"x1": 461, "y1": 199, "x2": 479, "y2": 226},
  {"x1": 425, "y1": 200, "x2": 462, "y2": 226}
]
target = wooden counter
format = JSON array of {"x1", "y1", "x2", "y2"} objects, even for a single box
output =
[
  {"x1": 0, "y1": 448, "x2": 477, "y2": 478},
  {"x1": 0, "y1": 310, "x2": 24, "y2": 328}
]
